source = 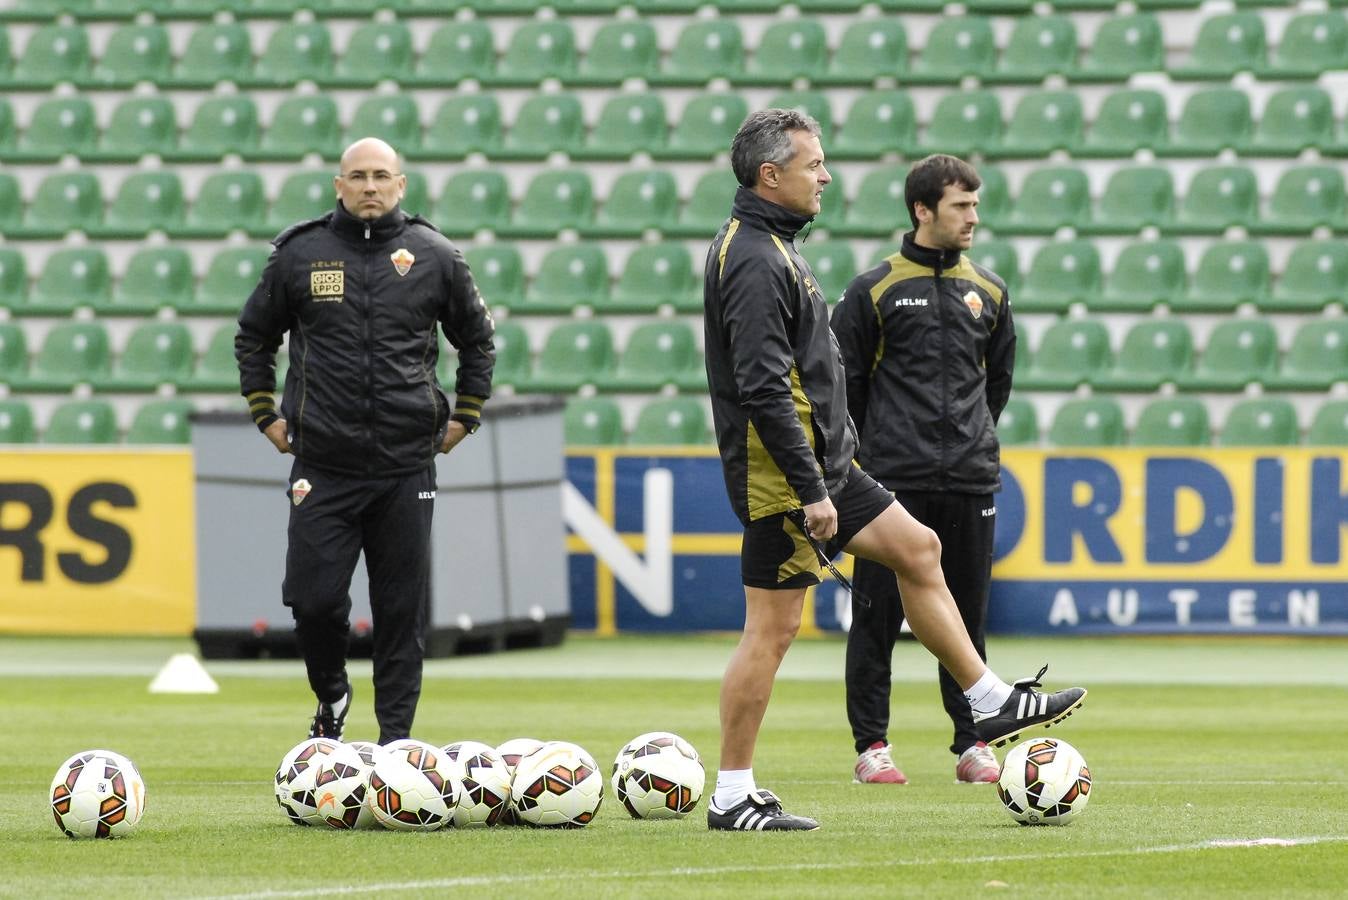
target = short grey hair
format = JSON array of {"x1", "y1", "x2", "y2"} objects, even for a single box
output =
[{"x1": 730, "y1": 108, "x2": 822, "y2": 188}]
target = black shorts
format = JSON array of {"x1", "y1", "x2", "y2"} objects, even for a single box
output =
[{"x1": 740, "y1": 467, "x2": 894, "y2": 590}]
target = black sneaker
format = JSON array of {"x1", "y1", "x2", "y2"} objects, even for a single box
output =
[
  {"x1": 308, "y1": 688, "x2": 351, "y2": 741},
  {"x1": 973, "y1": 665, "x2": 1086, "y2": 748},
  {"x1": 707, "y1": 789, "x2": 819, "y2": 832}
]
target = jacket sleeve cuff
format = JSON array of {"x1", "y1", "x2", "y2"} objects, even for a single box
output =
[
  {"x1": 247, "y1": 392, "x2": 278, "y2": 432},
  {"x1": 451, "y1": 395, "x2": 485, "y2": 434}
]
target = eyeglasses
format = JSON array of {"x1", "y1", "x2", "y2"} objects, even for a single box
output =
[{"x1": 339, "y1": 171, "x2": 402, "y2": 186}]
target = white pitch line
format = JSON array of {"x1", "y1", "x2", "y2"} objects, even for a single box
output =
[{"x1": 201, "y1": 835, "x2": 1348, "y2": 900}]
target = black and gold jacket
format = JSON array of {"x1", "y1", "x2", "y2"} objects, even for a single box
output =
[
  {"x1": 236, "y1": 201, "x2": 495, "y2": 477},
  {"x1": 830, "y1": 231, "x2": 1015, "y2": 494},
  {"x1": 703, "y1": 187, "x2": 859, "y2": 526}
]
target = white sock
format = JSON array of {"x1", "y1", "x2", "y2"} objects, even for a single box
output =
[
  {"x1": 712, "y1": 769, "x2": 756, "y2": 811},
  {"x1": 964, "y1": 669, "x2": 1013, "y2": 715}
]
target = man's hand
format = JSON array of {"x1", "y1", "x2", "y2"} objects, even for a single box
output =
[
  {"x1": 263, "y1": 418, "x2": 291, "y2": 454},
  {"x1": 440, "y1": 420, "x2": 469, "y2": 454},
  {"x1": 802, "y1": 496, "x2": 838, "y2": 542}
]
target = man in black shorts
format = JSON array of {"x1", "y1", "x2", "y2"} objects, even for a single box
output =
[{"x1": 702, "y1": 109, "x2": 1087, "y2": 831}]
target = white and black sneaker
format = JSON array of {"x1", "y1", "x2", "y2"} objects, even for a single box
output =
[
  {"x1": 707, "y1": 789, "x2": 819, "y2": 832},
  {"x1": 973, "y1": 665, "x2": 1085, "y2": 748},
  {"x1": 308, "y1": 688, "x2": 351, "y2": 741}
]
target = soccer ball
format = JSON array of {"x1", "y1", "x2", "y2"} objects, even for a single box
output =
[
  {"x1": 495, "y1": 737, "x2": 546, "y2": 825},
  {"x1": 997, "y1": 737, "x2": 1092, "y2": 825},
  {"x1": 442, "y1": 741, "x2": 511, "y2": 828},
  {"x1": 274, "y1": 737, "x2": 342, "y2": 826},
  {"x1": 313, "y1": 743, "x2": 377, "y2": 830},
  {"x1": 611, "y1": 731, "x2": 705, "y2": 820},
  {"x1": 346, "y1": 740, "x2": 383, "y2": 767},
  {"x1": 50, "y1": 749, "x2": 146, "y2": 839},
  {"x1": 364, "y1": 739, "x2": 460, "y2": 831},
  {"x1": 510, "y1": 740, "x2": 604, "y2": 828}
]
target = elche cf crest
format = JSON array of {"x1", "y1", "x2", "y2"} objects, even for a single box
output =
[
  {"x1": 391, "y1": 248, "x2": 415, "y2": 277},
  {"x1": 963, "y1": 290, "x2": 983, "y2": 319}
]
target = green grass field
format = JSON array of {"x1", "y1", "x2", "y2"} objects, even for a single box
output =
[{"x1": 4, "y1": 633, "x2": 1347, "y2": 899}]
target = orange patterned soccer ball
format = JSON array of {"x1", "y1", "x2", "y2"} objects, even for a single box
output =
[
  {"x1": 50, "y1": 749, "x2": 146, "y2": 839},
  {"x1": 997, "y1": 737, "x2": 1092, "y2": 825}
]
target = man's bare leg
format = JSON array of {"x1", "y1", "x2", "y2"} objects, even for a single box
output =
[{"x1": 719, "y1": 585, "x2": 805, "y2": 769}]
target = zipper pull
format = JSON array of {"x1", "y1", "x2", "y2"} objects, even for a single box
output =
[{"x1": 364, "y1": 223, "x2": 371, "y2": 240}]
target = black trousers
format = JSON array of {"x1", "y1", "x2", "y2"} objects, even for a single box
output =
[
  {"x1": 283, "y1": 460, "x2": 435, "y2": 744},
  {"x1": 845, "y1": 490, "x2": 995, "y2": 757}
]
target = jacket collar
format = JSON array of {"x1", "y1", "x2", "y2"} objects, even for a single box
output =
[
  {"x1": 330, "y1": 200, "x2": 406, "y2": 244},
  {"x1": 731, "y1": 186, "x2": 813, "y2": 241},
  {"x1": 901, "y1": 231, "x2": 963, "y2": 274}
]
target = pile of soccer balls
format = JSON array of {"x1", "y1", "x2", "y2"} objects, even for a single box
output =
[
  {"x1": 995, "y1": 736, "x2": 1092, "y2": 826},
  {"x1": 273, "y1": 730, "x2": 706, "y2": 831}
]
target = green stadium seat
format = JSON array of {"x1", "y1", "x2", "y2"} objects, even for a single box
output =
[
  {"x1": 991, "y1": 15, "x2": 1078, "y2": 83},
  {"x1": 996, "y1": 397, "x2": 1038, "y2": 446},
  {"x1": 1265, "y1": 319, "x2": 1348, "y2": 390},
  {"x1": 399, "y1": 171, "x2": 429, "y2": 217},
  {"x1": 1265, "y1": 240, "x2": 1348, "y2": 312},
  {"x1": 0, "y1": 399, "x2": 36, "y2": 444},
  {"x1": 818, "y1": 18, "x2": 907, "y2": 85},
  {"x1": 833, "y1": 164, "x2": 906, "y2": 239},
  {"x1": 25, "y1": 247, "x2": 111, "y2": 316},
  {"x1": 800, "y1": 240, "x2": 858, "y2": 304},
  {"x1": 656, "y1": 19, "x2": 744, "y2": 85},
  {"x1": 1169, "y1": 166, "x2": 1259, "y2": 236},
  {"x1": 500, "y1": 93, "x2": 585, "y2": 160},
  {"x1": 481, "y1": 319, "x2": 530, "y2": 389},
  {"x1": 609, "y1": 242, "x2": 700, "y2": 313},
  {"x1": 17, "y1": 322, "x2": 111, "y2": 391},
  {"x1": 1048, "y1": 397, "x2": 1125, "y2": 447},
  {"x1": 173, "y1": 95, "x2": 261, "y2": 161},
  {"x1": 1017, "y1": 240, "x2": 1101, "y2": 313},
  {"x1": 1160, "y1": 88, "x2": 1253, "y2": 158},
  {"x1": 494, "y1": 21, "x2": 577, "y2": 85},
  {"x1": 577, "y1": 93, "x2": 669, "y2": 160},
  {"x1": 413, "y1": 95, "x2": 502, "y2": 160},
  {"x1": 105, "y1": 245, "x2": 193, "y2": 316},
  {"x1": 575, "y1": 20, "x2": 659, "y2": 85},
  {"x1": 184, "y1": 246, "x2": 265, "y2": 316},
  {"x1": 968, "y1": 239, "x2": 1020, "y2": 295},
  {"x1": 564, "y1": 397, "x2": 624, "y2": 446},
  {"x1": 630, "y1": 396, "x2": 710, "y2": 446},
  {"x1": 0, "y1": 174, "x2": 16, "y2": 240},
  {"x1": 740, "y1": 18, "x2": 828, "y2": 85},
  {"x1": 346, "y1": 94, "x2": 422, "y2": 154},
  {"x1": 1172, "y1": 13, "x2": 1266, "y2": 79},
  {"x1": 0, "y1": 247, "x2": 26, "y2": 311},
  {"x1": 88, "y1": 23, "x2": 170, "y2": 85},
  {"x1": 12, "y1": 24, "x2": 91, "y2": 87},
  {"x1": 250, "y1": 22, "x2": 334, "y2": 85},
  {"x1": 327, "y1": 21, "x2": 413, "y2": 86},
  {"x1": 92, "y1": 171, "x2": 187, "y2": 239},
  {"x1": 1132, "y1": 398, "x2": 1210, "y2": 447},
  {"x1": 44, "y1": 400, "x2": 119, "y2": 445},
  {"x1": 1307, "y1": 399, "x2": 1348, "y2": 445},
  {"x1": 0, "y1": 323, "x2": 28, "y2": 386},
  {"x1": 182, "y1": 324, "x2": 244, "y2": 393},
  {"x1": 177, "y1": 171, "x2": 267, "y2": 238},
  {"x1": 517, "y1": 321, "x2": 614, "y2": 392},
  {"x1": 13, "y1": 97, "x2": 97, "y2": 162},
  {"x1": 585, "y1": 169, "x2": 679, "y2": 238},
  {"x1": 1174, "y1": 240, "x2": 1270, "y2": 312},
  {"x1": 1016, "y1": 319, "x2": 1111, "y2": 390},
  {"x1": 1252, "y1": 165, "x2": 1346, "y2": 236},
  {"x1": 1082, "y1": 166, "x2": 1175, "y2": 235},
  {"x1": 464, "y1": 243, "x2": 525, "y2": 310},
  {"x1": 1078, "y1": 89, "x2": 1169, "y2": 157},
  {"x1": 0, "y1": 26, "x2": 11, "y2": 82},
  {"x1": 17, "y1": 171, "x2": 102, "y2": 238},
  {"x1": 874, "y1": 0, "x2": 945, "y2": 9},
  {"x1": 167, "y1": 22, "x2": 252, "y2": 87},
  {"x1": 1075, "y1": 13, "x2": 1164, "y2": 81},
  {"x1": 501, "y1": 169, "x2": 593, "y2": 238},
  {"x1": 90, "y1": 96, "x2": 177, "y2": 161},
  {"x1": 413, "y1": 21, "x2": 495, "y2": 85},
  {"x1": 996, "y1": 90, "x2": 1085, "y2": 157},
  {"x1": 1177, "y1": 318, "x2": 1278, "y2": 392},
  {"x1": 103, "y1": 322, "x2": 194, "y2": 391},
  {"x1": 0, "y1": 99, "x2": 14, "y2": 155},
  {"x1": 666, "y1": 169, "x2": 737, "y2": 239},
  {"x1": 1245, "y1": 87, "x2": 1335, "y2": 156},
  {"x1": 1261, "y1": 12, "x2": 1348, "y2": 79},
  {"x1": 125, "y1": 399, "x2": 195, "y2": 444},
  {"x1": 434, "y1": 170, "x2": 510, "y2": 237},
  {"x1": 832, "y1": 91, "x2": 917, "y2": 160},
  {"x1": 1095, "y1": 239, "x2": 1186, "y2": 311},
  {"x1": 910, "y1": 18, "x2": 995, "y2": 83},
  {"x1": 656, "y1": 93, "x2": 747, "y2": 161},
  {"x1": 253, "y1": 95, "x2": 341, "y2": 161},
  {"x1": 1005, "y1": 166, "x2": 1090, "y2": 235},
  {"x1": 973, "y1": 165, "x2": 1012, "y2": 232},
  {"x1": 602, "y1": 321, "x2": 702, "y2": 392},
  {"x1": 1091, "y1": 319, "x2": 1194, "y2": 390},
  {"x1": 261, "y1": 171, "x2": 335, "y2": 237},
  {"x1": 919, "y1": 90, "x2": 1003, "y2": 157},
  {"x1": 521, "y1": 243, "x2": 609, "y2": 314}
]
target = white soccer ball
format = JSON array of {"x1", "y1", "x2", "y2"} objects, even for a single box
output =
[
  {"x1": 346, "y1": 740, "x2": 383, "y2": 767},
  {"x1": 313, "y1": 743, "x2": 377, "y2": 830},
  {"x1": 50, "y1": 749, "x2": 146, "y2": 839},
  {"x1": 364, "y1": 739, "x2": 460, "y2": 831},
  {"x1": 611, "y1": 731, "x2": 705, "y2": 820},
  {"x1": 510, "y1": 740, "x2": 604, "y2": 828},
  {"x1": 997, "y1": 737, "x2": 1092, "y2": 825},
  {"x1": 442, "y1": 741, "x2": 511, "y2": 828},
  {"x1": 495, "y1": 737, "x2": 546, "y2": 825},
  {"x1": 274, "y1": 737, "x2": 342, "y2": 826}
]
